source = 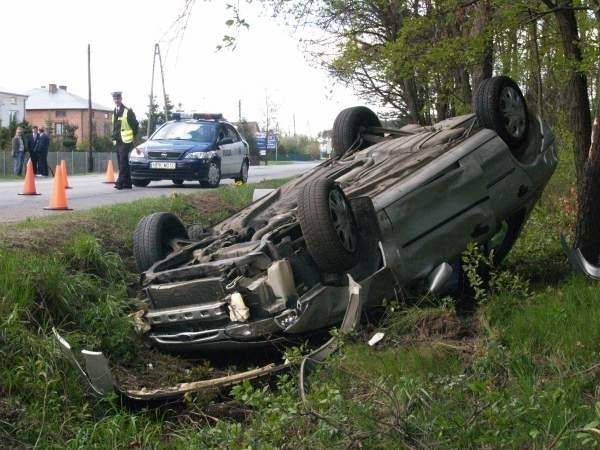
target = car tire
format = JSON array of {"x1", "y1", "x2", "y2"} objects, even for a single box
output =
[
  {"x1": 332, "y1": 106, "x2": 381, "y2": 158},
  {"x1": 133, "y1": 179, "x2": 151, "y2": 187},
  {"x1": 235, "y1": 160, "x2": 249, "y2": 184},
  {"x1": 172, "y1": 179, "x2": 184, "y2": 186},
  {"x1": 200, "y1": 161, "x2": 221, "y2": 188},
  {"x1": 133, "y1": 212, "x2": 188, "y2": 272},
  {"x1": 474, "y1": 76, "x2": 529, "y2": 155},
  {"x1": 297, "y1": 178, "x2": 359, "y2": 273}
]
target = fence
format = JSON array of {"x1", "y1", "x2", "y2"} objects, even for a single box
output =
[{"x1": 0, "y1": 151, "x2": 118, "y2": 176}]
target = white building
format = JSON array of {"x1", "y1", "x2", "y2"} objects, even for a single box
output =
[{"x1": 0, "y1": 86, "x2": 28, "y2": 127}]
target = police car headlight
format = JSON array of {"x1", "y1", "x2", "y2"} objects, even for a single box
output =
[
  {"x1": 185, "y1": 151, "x2": 216, "y2": 160},
  {"x1": 129, "y1": 147, "x2": 146, "y2": 161}
]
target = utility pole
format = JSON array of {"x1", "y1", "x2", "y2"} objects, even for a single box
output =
[
  {"x1": 148, "y1": 43, "x2": 169, "y2": 136},
  {"x1": 156, "y1": 44, "x2": 169, "y2": 120},
  {"x1": 87, "y1": 44, "x2": 93, "y2": 172},
  {"x1": 148, "y1": 45, "x2": 157, "y2": 136},
  {"x1": 238, "y1": 99, "x2": 242, "y2": 123},
  {"x1": 264, "y1": 92, "x2": 269, "y2": 166}
]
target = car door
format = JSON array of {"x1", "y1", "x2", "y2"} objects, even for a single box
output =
[
  {"x1": 382, "y1": 152, "x2": 496, "y2": 283},
  {"x1": 216, "y1": 125, "x2": 236, "y2": 175},
  {"x1": 224, "y1": 124, "x2": 244, "y2": 175}
]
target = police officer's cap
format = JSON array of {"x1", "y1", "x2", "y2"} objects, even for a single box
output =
[{"x1": 111, "y1": 91, "x2": 122, "y2": 98}]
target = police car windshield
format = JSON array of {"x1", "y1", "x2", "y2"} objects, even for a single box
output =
[{"x1": 152, "y1": 122, "x2": 216, "y2": 143}]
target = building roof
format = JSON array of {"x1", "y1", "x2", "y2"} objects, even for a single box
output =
[
  {"x1": 233, "y1": 121, "x2": 261, "y2": 134},
  {"x1": 25, "y1": 87, "x2": 112, "y2": 111},
  {"x1": 0, "y1": 86, "x2": 28, "y2": 97}
]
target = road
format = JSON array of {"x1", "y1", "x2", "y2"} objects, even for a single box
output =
[{"x1": 0, "y1": 162, "x2": 319, "y2": 223}]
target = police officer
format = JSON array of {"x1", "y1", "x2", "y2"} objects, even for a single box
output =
[{"x1": 111, "y1": 91, "x2": 139, "y2": 189}]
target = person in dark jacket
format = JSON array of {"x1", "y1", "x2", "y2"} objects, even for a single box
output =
[
  {"x1": 111, "y1": 91, "x2": 139, "y2": 189},
  {"x1": 36, "y1": 127, "x2": 50, "y2": 176},
  {"x1": 26, "y1": 126, "x2": 39, "y2": 174},
  {"x1": 12, "y1": 127, "x2": 25, "y2": 176}
]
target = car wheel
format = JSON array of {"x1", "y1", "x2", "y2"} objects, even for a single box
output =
[
  {"x1": 332, "y1": 106, "x2": 381, "y2": 158},
  {"x1": 297, "y1": 178, "x2": 359, "y2": 273},
  {"x1": 133, "y1": 212, "x2": 189, "y2": 272},
  {"x1": 235, "y1": 160, "x2": 249, "y2": 184},
  {"x1": 172, "y1": 179, "x2": 184, "y2": 186},
  {"x1": 133, "y1": 179, "x2": 151, "y2": 187},
  {"x1": 475, "y1": 76, "x2": 529, "y2": 155},
  {"x1": 201, "y1": 161, "x2": 221, "y2": 188}
]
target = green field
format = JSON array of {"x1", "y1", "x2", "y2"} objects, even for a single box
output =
[{"x1": 1, "y1": 150, "x2": 599, "y2": 449}]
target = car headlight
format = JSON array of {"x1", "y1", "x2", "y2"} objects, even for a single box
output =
[
  {"x1": 129, "y1": 147, "x2": 146, "y2": 161},
  {"x1": 185, "y1": 150, "x2": 217, "y2": 160}
]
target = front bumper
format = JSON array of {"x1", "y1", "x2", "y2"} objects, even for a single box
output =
[{"x1": 130, "y1": 159, "x2": 211, "y2": 181}]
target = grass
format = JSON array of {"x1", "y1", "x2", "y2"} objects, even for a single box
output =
[{"x1": 2, "y1": 149, "x2": 600, "y2": 448}]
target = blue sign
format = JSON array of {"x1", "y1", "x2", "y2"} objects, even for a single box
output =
[{"x1": 256, "y1": 132, "x2": 278, "y2": 150}]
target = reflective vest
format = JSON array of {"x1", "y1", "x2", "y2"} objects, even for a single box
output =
[{"x1": 114, "y1": 107, "x2": 134, "y2": 144}]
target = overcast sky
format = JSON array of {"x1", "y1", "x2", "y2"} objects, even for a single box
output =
[{"x1": 0, "y1": 0, "x2": 365, "y2": 136}]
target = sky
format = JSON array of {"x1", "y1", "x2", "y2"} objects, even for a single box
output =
[{"x1": 0, "y1": 0, "x2": 365, "y2": 136}]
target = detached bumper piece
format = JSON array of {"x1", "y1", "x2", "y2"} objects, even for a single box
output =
[{"x1": 52, "y1": 328, "x2": 288, "y2": 402}]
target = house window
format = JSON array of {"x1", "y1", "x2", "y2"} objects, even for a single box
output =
[
  {"x1": 55, "y1": 111, "x2": 66, "y2": 118},
  {"x1": 55, "y1": 123, "x2": 64, "y2": 136}
]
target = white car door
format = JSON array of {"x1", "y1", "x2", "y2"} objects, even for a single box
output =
[
  {"x1": 216, "y1": 125, "x2": 236, "y2": 175},
  {"x1": 224, "y1": 124, "x2": 244, "y2": 175}
]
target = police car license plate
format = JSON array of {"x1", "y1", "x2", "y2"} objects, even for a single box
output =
[{"x1": 150, "y1": 162, "x2": 176, "y2": 169}]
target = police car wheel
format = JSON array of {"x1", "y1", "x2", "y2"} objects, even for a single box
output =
[
  {"x1": 172, "y1": 179, "x2": 184, "y2": 186},
  {"x1": 201, "y1": 161, "x2": 221, "y2": 188},
  {"x1": 133, "y1": 212, "x2": 189, "y2": 272},
  {"x1": 133, "y1": 179, "x2": 150, "y2": 187}
]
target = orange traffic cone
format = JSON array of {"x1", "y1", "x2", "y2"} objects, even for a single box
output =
[
  {"x1": 18, "y1": 159, "x2": 41, "y2": 195},
  {"x1": 60, "y1": 160, "x2": 72, "y2": 189},
  {"x1": 44, "y1": 165, "x2": 72, "y2": 210},
  {"x1": 103, "y1": 160, "x2": 116, "y2": 184}
]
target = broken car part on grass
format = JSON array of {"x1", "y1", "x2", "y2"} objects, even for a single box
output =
[{"x1": 55, "y1": 76, "x2": 558, "y2": 402}]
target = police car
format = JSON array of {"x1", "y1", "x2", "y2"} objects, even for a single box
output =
[{"x1": 129, "y1": 113, "x2": 249, "y2": 188}]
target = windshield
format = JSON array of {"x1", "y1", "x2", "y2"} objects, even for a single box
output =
[{"x1": 152, "y1": 122, "x2": 216, "y2": 142}]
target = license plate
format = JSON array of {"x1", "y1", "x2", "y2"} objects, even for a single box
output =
[{"x1": 150, "y1": 161, "x2": 176, "y2": 169}]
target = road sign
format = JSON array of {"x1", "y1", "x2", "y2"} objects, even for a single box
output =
[{"x1": 256, "y1": 132, "x2": 278, "y2": 150}]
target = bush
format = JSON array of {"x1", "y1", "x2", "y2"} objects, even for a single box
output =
[{"x1": 78, "y1": 136, "x2": 114, "y2": 152}]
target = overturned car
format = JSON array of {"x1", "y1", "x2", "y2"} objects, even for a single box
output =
[{"x1": 131, "y1": 76, "x2": 558, "y2": 354}]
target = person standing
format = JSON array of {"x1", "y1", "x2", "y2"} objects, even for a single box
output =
[
  {"x1": 111, "y1": 91, "x2": 139, "y2": 189},
  {"x1": 26, "y1": 126, "x2": 39, "y2": 174},
  {"x1": 36, "y1": 127, "x2": 50, "y2": 176},
  {"x1": 12, "y1": 127, "x2": 25, "y2": 176}
]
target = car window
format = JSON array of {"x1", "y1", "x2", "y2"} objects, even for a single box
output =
[
  {"x1": 225, "y1": 125, "x2": 240, "y2": 142},
  {"x1": 152, "y1": 122, "x2": 216, "y2": 142}
]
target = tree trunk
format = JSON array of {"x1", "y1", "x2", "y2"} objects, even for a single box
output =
[
  {"x1": 470, "y1": 0, "x2": 493, "y2": 100},
  {"x1": 574, "y1": 113, "x2": 600, "y2": 261},
  {"x1": 549, "y1": 0, "x2": 592, "y2": 185}
]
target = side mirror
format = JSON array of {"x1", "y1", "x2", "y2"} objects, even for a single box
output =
[
  {"x1": 218, "y1": 137, "x2": 233, "y2": 146},
  {"x1": 141, "y1": 135, "x2": 148, "y2": 142}
]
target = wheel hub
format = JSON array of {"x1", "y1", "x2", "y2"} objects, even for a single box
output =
[
  {"x1": 328, "y1": 189, "x2": 356, "y2": 253},
  {"x1": 208, "y1": 163, "x2": 220, "y2": 185},
  {"x1": 499, "y1": 86, "x2": 526, "y2": 139}
]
